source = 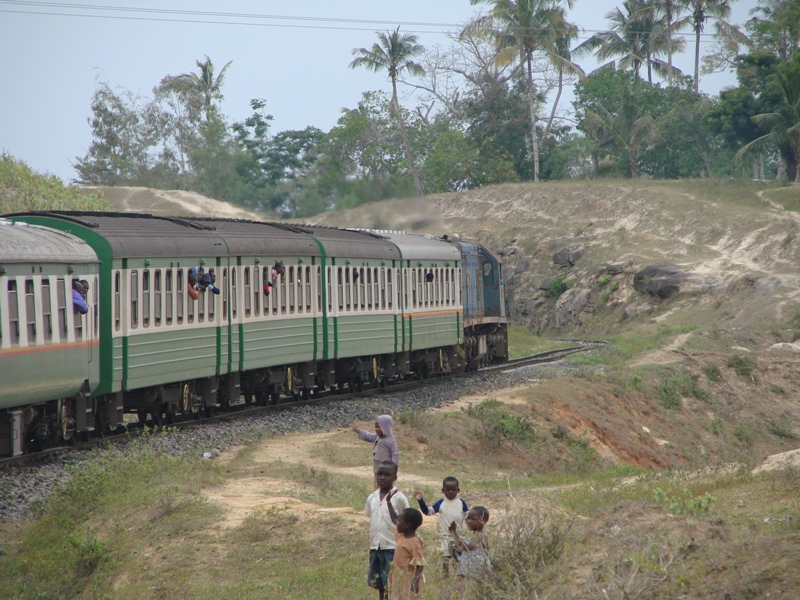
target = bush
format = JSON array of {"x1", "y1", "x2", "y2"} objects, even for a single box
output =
[
  {"x1": 464, "y1": 401, "x2": 537, "y2": 448},
  {"x1": 548, "y1": 275, "x2": 568, "y2": 299},
  {"x1": 471, "y1": 507, "x2": 571, "y2": 599},
  {"x1": 727, "y1": 355, "x2": 758, "y2": 381}
]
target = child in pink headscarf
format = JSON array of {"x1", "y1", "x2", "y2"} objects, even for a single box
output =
[{"x1": 351, "y1": 415, "x2": 400, "y2": 487}]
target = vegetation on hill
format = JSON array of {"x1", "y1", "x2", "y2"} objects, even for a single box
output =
[
  {"x1": 0, "y1": 154, "x2": 108, "y2": 213},
  {"x1": 70, "y1": 0, "x2": 799, "y2": 218}
]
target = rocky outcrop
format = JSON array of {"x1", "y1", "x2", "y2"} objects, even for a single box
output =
[{"x1": 553, "y1": 245, "x2": 583, "y2": 266}]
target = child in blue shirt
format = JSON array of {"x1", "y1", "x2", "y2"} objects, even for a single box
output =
[{"x1": 415, "y1": 476, "x2": 469, "y2": 575}]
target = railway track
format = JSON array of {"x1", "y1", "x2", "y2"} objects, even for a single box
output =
[{"x1": 0, "y1": 340, "x2": 607, "y2": 468}]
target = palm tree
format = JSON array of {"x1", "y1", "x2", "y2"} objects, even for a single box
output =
[
  {"x1": 675, "y1": 0, "x2": 743, "y2": 93},
  {"x1": 172, "y1": 55, "x2": 233, "y2": 122},
  {"x1": 581, "y1": 84, "x2": 659, "y2": 178},
  {"x1": 735, "y1": 70, "x2": 800, "y2": 182},
  {"x1": 647, "y1": 0, "x2": 688, "y2": 85},
  {"x1": 350, "y1": 27, "x2": 426, "y2": 196},
  {"x1": 576, "y1": 0, "x2": 683, "y2": 85},
  {"x1": 470, "y1": 0, "x2": 581, "y2": 182}
]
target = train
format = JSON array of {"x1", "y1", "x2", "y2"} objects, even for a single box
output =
[{"x1": 0, "y1": 212, "x2": 508, "y2": 457}]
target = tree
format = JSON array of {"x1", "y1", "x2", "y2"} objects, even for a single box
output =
[
  {"x1": 350, "y1": 28, "x2": 426, "y2": 196},
  {"x1": 575, "y1": 68, "x2": 659, "y2": 178},
  {"x1": 576, "y1": 0, "x2": 684, "y2": 85},
  {"x1": 746, "y1": 0, "x2": 800, "y2": 61},
  {"x1": 735, "y1": 57, "x2": 800, "y2": 181},
  {"x1": 675, "y1": 0, "x2": 744, "y2": 92},
  {"x1": 160, "y1": 55, "x2": 233, "y2": 123},
  {"x1": 470, "y1": 0, "x2": 581, "y2": 182},
  {"x1": 74, "y1": 80, "x2": 175, "y2": 186}
]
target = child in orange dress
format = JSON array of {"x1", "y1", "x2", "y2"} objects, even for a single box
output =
[{"x1": 386, "y1": 491, "x2": 426, "y2": 599}]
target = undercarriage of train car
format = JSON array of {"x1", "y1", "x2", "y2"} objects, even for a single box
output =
[{"x1": 463, "y1": 323, "x2": 509, "y2": 369}]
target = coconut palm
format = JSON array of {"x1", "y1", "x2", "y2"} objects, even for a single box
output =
[
  {"x1": 575, "y1": 0, "x2": 684, "y2": 85},
  {"x1": 674, "y1": 0, "x2": 744, "y2": 93},
  {"x1": 647, "y1": 0, "x2": 689, "y2": 85},
  {"x1": 470, "y1": 0, "x2": 581, "y2": 182},
  {"x1": 735, "y1": 70, "x2": 800, "y2": 182},
  {"x1": 350, "y1": 27, "x2": 426, "y2": 196},
  {"x1": 171, "y1": 55, "x2": 233, "y2": 122}
]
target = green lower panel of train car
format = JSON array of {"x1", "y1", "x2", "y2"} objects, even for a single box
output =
[
  {"x1": 0, "y1": 344, "x2": 99, "y2": 408},
  {"x1": 240, "y1": 318, "x2": 316, "y2": 370},
  {"x1": 118, "y1": 328, "x2": 218, "y2": 391},
  {"x1": 407, "y1": 314, "x2": 461, "y2": 351},
  {"x1": 335, "y1": 314, "x2": 397, "y2": 358}
]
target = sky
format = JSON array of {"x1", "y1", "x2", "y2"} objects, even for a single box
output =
[{"x1": 0, "y1": 0, "x2": 761, "y2": 182}]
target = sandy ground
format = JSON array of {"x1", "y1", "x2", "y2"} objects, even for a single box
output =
[{"x1": 202, "y1": 382, "x2": 800, "y2": 531}]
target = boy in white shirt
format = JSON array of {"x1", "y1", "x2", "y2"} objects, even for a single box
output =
[{"x1": 364, "y1": 461, "x2": 409, "y2": 600}]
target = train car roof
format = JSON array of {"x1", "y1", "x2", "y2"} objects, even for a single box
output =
[
  {"x1": 4, "y1": 212, "x2": 317, "y2": 259},
  {"x1": 295, "y1": 225, "x2": 400, "y2": 260},
  {"x1": 0, "y1": 218, "x2": 97, "y2": 264},
  {"x1": 356, "y1": 230, "x2": 462, "y2": 262},
  {"x1": 176, "y1": 218, "x2": 321, "y2": 257}
]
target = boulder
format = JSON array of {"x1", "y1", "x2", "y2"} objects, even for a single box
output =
[
  {"x1": 553, "y1": 245, "x2": 583, "y2": 266},
  {"x1": 633, "y1": 264, "x2": 688, "y2": 298}
]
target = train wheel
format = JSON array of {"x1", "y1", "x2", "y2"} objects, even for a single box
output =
[
  {"x1": 137, "y1": 410, "x2": 148, "y2": 424},
  {"x1": 270, "y1": 392, "x2": 280, "y2": 404},
  {"x1": 151, "y1": 410, "x2": 164, "y2": 427}
]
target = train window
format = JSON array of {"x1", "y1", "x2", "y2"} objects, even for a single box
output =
[
  {"x1": 197, "y1": 286, "x2": 205, "y2": 322},
  {"x1": 359, "y1": 267, "x2": 366, "y2": 310},
  {"x1": 326, "y1": 267, "x2": 332, "y2": 312},
  {"x1": 114, "y1": 271, "x2": 120, "y2": 331},
  {"x1": 223, "y1": 268, "x2": 230, "y2": 320},
  {"x1": 297, "y1": 267, "x2": 303, "y2": 314},
  {"x1": 8, "y1": 280, "x2": 19, "y2": 346},
  {"x1": 254, "y1": 266, "x2": 261, "y2": 317},
  {"x1": 24, "y1": 279, "x2": 36, "y2": 343},
  {"x1": 176, "y1": 270, "x2": 184, "y2": 325},
  {"x1": 436, "y1": 269, "x2": 441, "y2": 307},
  {"x1": 306, "y1": 266, "x2": 313, "y2": 313},
  {"x1": 165, "y1": 270, "x2": 173, "y2": 325},
  {"x1": 365, "y1": 268, "x2": 372, "y2": 310},
  {"x1": 244, "y1": 267, "x2": 251, "y2": 317},
  {"x1": 340, "y1": 268, "x2": 348, "y2": 311},
  {"x1": 387, "y1": 269, "x2": 393, "y2": 310},
  {"x1": 130, "y1": 270, "x2": 138, "y2": 329},
  {"x1": 404, "y1": 269, "x2": 410, "y2": 310},
  {"x1": 41, "y1": 280, "x2": 52, "y2": 342},
  {"x1": 56, "y1": 278, "x2": 67, "y2": 339},
  {"x1": 380, "y1": 269, "x2": 386, "y2": 310},
  {"x1": 142, "y1": 270, "x2": 151, "y2": 328},
  {"x1": 208, "y1": 279, "x2": 215, "y2": 321},
  {"x1": 483, "y1": 261, "x2": 493, "y2": 280},
  {"x1": 154, "y1": 270, "x2": 162, "y2": 326},
  {"x1": 288, "y1": 266, "x2": 296, "y2": 314}
]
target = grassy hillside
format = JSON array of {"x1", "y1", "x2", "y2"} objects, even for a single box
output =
[
  {"x1": 0, "y1": 155, "x2": 108, "y2": 213},
  {"x1": 2, "y1": 178, "x2": 799, "y2": 598}
]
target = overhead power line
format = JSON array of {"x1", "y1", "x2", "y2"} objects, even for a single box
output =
[{"x1": 0, "y1": 0, "x2": 732, "y2": 43}]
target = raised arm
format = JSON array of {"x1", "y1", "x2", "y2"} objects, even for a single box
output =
[{"x1": 385, "y1": 489, "x2": 399, "y2": 525}]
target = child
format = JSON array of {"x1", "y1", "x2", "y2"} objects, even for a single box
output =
[
  {"x1": 365, "y1": 461, "x2": 409, "y2": 600},
  {"x1": 415, "y1": 476, "x2": 469, "y2": 575},
  {"x1": 351, "y1": 415, "x2": 400, "y2": 486},
  {"x1": 448, "y1": 506, "x2": 490, "y2": 579},
  {"x1": 385, "y1": 494, "x2": 426, "y2": 599}
]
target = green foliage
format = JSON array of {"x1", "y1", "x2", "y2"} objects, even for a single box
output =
[
  {"x1": 0, "y1": 154, "x2": 109, "y2": 212},
  {"x1": 548, "y1": 275, "x2": 568, "y2": 299},
  {"x1": 767, "y1": 417, "x2": 796, "y2": 439},
  {"x1": 702, "y1": 363, "x2": 723, "y2": 382},
  {"x1": 69, "y1": 526, "x2": 109, "y2": 576},
  {"x1": 627, "y1": 374, "x2": 643, "y2": 392},
  {"x1": 597, "y1": 275, "x2": 613, "y2": 287},
  {"x1": 658, "y1": 371, "x2": 709, "y2": 409},
  {"x1": 463, "y1": 400, "x2": 537, "y2": 448},
  {"x1": 727, "y1": 354, "x2": 758, "y2": 381},
  {"x1": 653, "y1": 488, "x2": 717, "y2": 515}
]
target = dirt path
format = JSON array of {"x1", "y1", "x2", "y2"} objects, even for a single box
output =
[{"x1": 202, "y1": 382, "x2": 800, "y2": 531}]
